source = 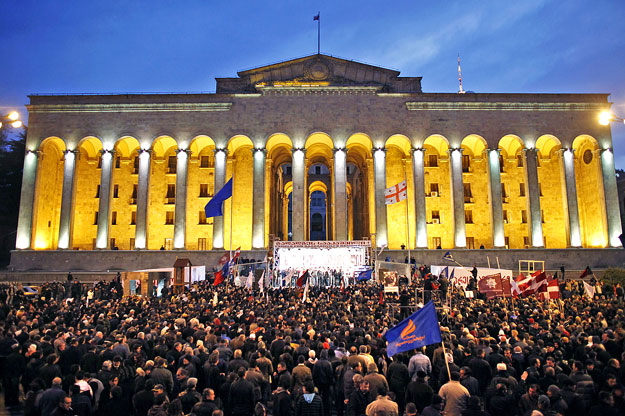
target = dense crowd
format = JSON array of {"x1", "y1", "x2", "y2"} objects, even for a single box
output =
[{"x1": 0, "y1": 273, "x2": 624, "y2": 416}]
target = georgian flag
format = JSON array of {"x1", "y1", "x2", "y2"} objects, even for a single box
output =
[{"x1": 385, "y1": 180, "x2": 408, "y2": 205}]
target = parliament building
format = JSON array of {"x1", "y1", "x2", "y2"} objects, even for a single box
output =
[{"x1": 10, "y1": 54, "x2": 625, "y2": 273}]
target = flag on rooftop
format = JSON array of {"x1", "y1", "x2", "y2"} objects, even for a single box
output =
[
  {"x1": 386, "y1": 301, "x2": 442, "y2": 357},
  {"x1": 384, "y1": 180, "x2": 407, "y2": 205},
  {"x1": 204, "y1": 178, "x2": 233, "y2": 218}
]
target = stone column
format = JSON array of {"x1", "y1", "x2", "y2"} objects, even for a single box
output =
[
  {"x1": 333, "y1": 147, "x2": 348, "y2": 241},
  {"x1": 95, "y1": 149, "x2": 114, "y2": 249},
  {"x1": 560, "y1": 148, "x2": 582, "y2": 247},
  {"x1": 212, "y1": 148, "x2": 228, "y2": 249},
  {"x1": 411, "y1": 148, "x2": 428, "y2": 248},
  {"x1": 449, "y1": 148, "x2": 466, "y2": 248},
  {"x1": 173, "y1": 148, "x2": 190, "y2": 249},
  {"x1": 373, "y1": 147, "x2": 387, "y2": 248},
  {"x1": 134, "y1": 148, "x2": 151, "y2": 249},
  {"x1": 57, "y1": 150, "x2": 77, "y2": 249},
  {"x1": 524, "y1": 148, "x2": 545, "y2": 247},
  {"x1": 252, "y1": 148, "x2": 267, "y2": 248},
  {"x1": 291, "y1": 148, "x2": 306, "y2": 241},
  {"x1": 487, "y1": 149, "x2": 506, "y2": 247},
  {"x1": 15, "y1": 150, "x2": 39, "y2": 249},
  {"x1": 600, "y1": 148, "x2": 623, "y2": 247}
]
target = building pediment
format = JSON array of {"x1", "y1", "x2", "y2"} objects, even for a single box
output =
[{"x1": 216, "y1": 54, "x2": 422, "y2": 94}]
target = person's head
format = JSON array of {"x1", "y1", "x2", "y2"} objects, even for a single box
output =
[
  {"x1": 537, "y1": 395, "x2": 549, "y2": 409},
  {"x1": 416, "y1": 370, "x2": 426, "y2": 380},
  {"x1": 303, "y1": 381, "x2": 315, "y2": 394},
  {"x1": 367, "y1": 363, "x2": 377, "y2": 374},
  {"x1": 60, "y1": 396, "x2": 72, "y2": 411},
  {"x1": 187, "y1": 377, "x2": 197, "y2": 390},
  {"x1": 528, "y1": 384, "x2": 539, "y2": 399},
  {"x1": 52, "y1": 377, "x2": 62, "y2": 387},
  {"x1": 404, "y1": 402, "x2": 417, "y2": 416},
  {"x1": 450, "y1": 371, "x2": 460, "y2": 381},
  {"x1": 277, "y1": 362, "x2": 287, "y2": 373},
  {"x1": 70, "y1": 385, "x2": 81, "y2": 397},
  {"x1": 598, "y1": 391, "x2": 614, "y2": 407},
  {"x1": 360, "y1": 380, "x2": 369, "y2": 393},
  {"x1": 152, "y1": 384, "x2": 165, "y2": 396}
]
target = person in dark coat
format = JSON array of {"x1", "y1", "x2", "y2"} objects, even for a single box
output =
[
  {"x1": 460, "y1": 367, "x2": 479, "y2": 397},
  {"x1": 133, "y1": 379, "x2": 156, "y2": 416},
  {"x1": 39, "y1": 377, "x2": 66, "y2": 416},
  {"x1": 295, "y1": 381, "x2": 323, "y2": 416},
  {"x1": 3, "y1": 343, "x2": 26, "y2": 407},
  {"x1": 386, "y1": 355, "x2": 410, "y2": 415},
  {"x1": 312, "y1": 350, "x2": 334, "y2": 416},
  {"x1": 190, "y1": 388, "x2": 220, "y2": 416},
  {"x1": 405, "y1": 371, "x2": 433, "y2": 414},
  {"x1": 271, "y1": 378, "x2": 292, "y2": 416},
  {"x1": 69, "y1": 385, "x2": 91, "y2": 416},
  {"x1": 346, "y1": 376, "x2": 370, "y2": 416},
  {"x1": 589, "y1": 391, "x2": 621, "y2": 416},
  {"x1": 229, "y1": 368, "x2": 256, "y2": 416}
]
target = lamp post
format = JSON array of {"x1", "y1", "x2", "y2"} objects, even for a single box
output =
[
  {"x1": 599, "y1": 110, "x2": 625, "y2": 126},
  {"x1": 0, "y1": 111, "x2": 23, "y2": 129}
]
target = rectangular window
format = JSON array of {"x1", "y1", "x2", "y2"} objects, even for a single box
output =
[
  {"x1": 115, "y1": 157, "x2": 120, "y2": 169},
  {"x1": 315, "y1": 166, "x2": 321, "y2": 175},
  {"x1": 429, "y1": 183, "x2": 439, "y2": 196},
  {"x1": 131, "y1": 211, "x2": 136, "y2": 225},
  {"x1": 503, "y1": 210, "x2": 509, "y2": 223},
  {"x1": 431, "y1": 237, "x2": 441, "y2": 249},
  {"x1": 501, "y1": 183, "x2": 507, "y2": 198},
  {"x1": 499, "y1": 155, "x2": 504, "y2": 173},
  {"x1": 168, "y1": 156, "x2": 177, "y2": 174},
  {"x1": 286, "y1": 166, "x2": 292, "y2": 175},
  {"x1": 93, "y1": 211, "x2": 99, "y2": 225},
  {"x1": 465, "y1": 210, "x2": 473, "y2": 224},
  {"x1": 165, "y1": 211, "x2": 174, "y2": 225},
  {"x1": 166, "y1": 184, "x2": 176, "y2": 204},
  {"x1": 520, "y1": 183, "x2": 526, "y2": 197},
  {"x1": 113, "y1": 184, "x2": 119, "y2": 198},
  {"x1": 517, "y1": 154, "x2": 524, "y2": 167},
  {"x1": 164, "y1": 238, "x2": 173, "y2": 250},
  {"x1": 523, "y1": 236, "x2": 530, "y2": 248},
  {"x1": 130, "y1": 184, "x2": 138, "y2": 205},
  {"x1": 463, "y1": 183, "x2": 473, "y2": 203},
  {"x1": 198, "y1": 238, "x2": 207, "y2": 250},
  {"x1": 110, "y1": 238, "x2": 116, "y2": 249},
  {"x1": 200, "y1": 155, "x2": 210, "y2": 168},
  {"x1": 111, "y1": 211, "x2": 117, "y2": 225},
  {"x1": 466, "y1": 237, "x2": 475, "y2": 249},
  {"x1": 130, "y1": 238, "x2": 135, "y2": 249},
  {"x1": 200, "y1": 184, "x2": 209, "y2": 198},
  {"x1": 504, "y1": 236, "x2": 510, "y2": 249},
  {"x1": 521, "y1": 210, "x2": 528, "y2": 224},
  {"x1": 541, "y1": 210, "x2": 545, "y2": 223},
  {"x1": 462, "y1": 155, "x2": 470, "y2": 173},
  {"x1": 431, "y1": 210, "x2": 440, "y2": 224},
  {"x1": 199, "y1": 210, "x2": 207, "y2": 225},
  {"x1": 133, "y1": 156, "x2": 139, "y2": 174},
  {"x1": 428, "y1": 154, "x2": 438, "y2": 167},
  {"x1": 539, "y1": 183, "x2": 543, "y2": 197},
  {"x1": 95, "y1": 185, "x2": 100, "y2": 198},
  {"x1": 97, "y1": 156, "x2": 102, "y2": 169}
]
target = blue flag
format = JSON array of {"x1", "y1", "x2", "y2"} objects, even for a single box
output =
[
  {"x1": 357, "y1": 269, "x2": 373, "y2": 282},
  {"x1": 205, "y1": 178, "x2": 233, "y2": 218},
  {"x1": 442, "y1": 251, "x2": 453, "y2": 261},
  {"x1": 385, "y1": 301, "x2": 442, "y2": 356}
]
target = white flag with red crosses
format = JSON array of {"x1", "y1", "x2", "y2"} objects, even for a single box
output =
[{"x1": 384, "y1": 180, "x2": 407, "y2": 205}]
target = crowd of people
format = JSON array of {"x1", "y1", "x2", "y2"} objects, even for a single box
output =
[{"x1": 0, "y1": 270, "x2": 624, "y2": 416}]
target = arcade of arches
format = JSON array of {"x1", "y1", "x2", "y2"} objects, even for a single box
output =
[{"x1": 22, "y1": 131, "x2": 620, "y2": 252}]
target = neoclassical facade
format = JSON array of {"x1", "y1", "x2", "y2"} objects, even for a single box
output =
[{"x1": 13, "y1": 54, "x2": 623, "y2": 257}]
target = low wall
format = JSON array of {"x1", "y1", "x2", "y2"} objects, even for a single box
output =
[{"x1": 3, "y1": 247, "x2": 625, "y2": 283}]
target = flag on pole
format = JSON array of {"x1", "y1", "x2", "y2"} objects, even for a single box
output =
[
  {"x1": 579, "y1": 266, "x2": 593, "y2": 279},
  {"x1": 583, "y1": 281, "x2": 595, "y2": 298},
  {"x1": 511, "y1": 274, "x2": 523, "y2": 297},
  {"x1": 442, "y1": 251, "x2": 454, "y2": 262},
  {"x1": 516, "y1": 270, "x2": 547, "y2": 297},
  {"x1": 385, "y1": 301, "x2": 442, "y2": 357},
  {"x1": 541, "y1": 278, "x2": 560, "y2": 300},
  {"x1": 357, "y1": 269, "x2": 373, "y2": 282},
  {"x1": 313, "y1": 13, "x2": 320, "y2": 20},
  {"x1": 384, "y1": 180, "x2": 408, "y2": 205},
  {"x1": 259, "y1": 270, "x2": 265, "y2": 293},
  {"x1": 502, "y1": 276, "x2": 512, "y2": 298},
  {"x1": 214, "y1": 262, "x2": 229, "y2": 286},
  {"x1": 302, "y1": 278, "x2": 310, "y2": 303},
  {"x1": 284, "y1": 269, "x2": 295, "y2": 287},
  {"x1": 296, "y1": 270, "x2": 309, "y2": 288},
  {"x1": 245, "y1": 270, "x2": 254, "y2": 289},
  {"x1": 377, "y1": 244, "x2": 387, "y2": 258},
  {"x1": 204, "y1": 178, "x2": 233, "y2": 218}
]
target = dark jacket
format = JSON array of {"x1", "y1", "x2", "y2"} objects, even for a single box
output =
[
  {"x1": 272, "y1": 388, "x2": 292, "y2": 416},
  {"x1": 133, "y1": 388, "x2": 155, "y2": 416},
  {"x1": 405, "y1": 380, "x2": 434, "y2": 413},
  {"x1": 347, "y1": 389, "x2": 370, "y2": 416},
  {"x1": 295, "y1": 393, "x2": 324, "y2": 416},
  {"x1": 229, "y1": 378, "x2": 255, "y2": 416}
]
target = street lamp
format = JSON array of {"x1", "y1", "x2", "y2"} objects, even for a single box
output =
[
  {"x1": 0, "y1": 111, "x2": 23, "y2": 129},
  {"x1": 599, "y1": 110, "x2": 625, "y2": 126}
]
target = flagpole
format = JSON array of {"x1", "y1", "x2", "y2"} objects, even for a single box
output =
[
  {"x1": 440, "y1": 340, "x2": 452, "y2": 382},
  {"x1": 317, "y1": 12, "x2": 320, "y2": 55}
]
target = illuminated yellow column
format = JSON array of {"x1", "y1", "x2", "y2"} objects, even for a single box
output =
[
  {"x1": 57, "y1": 150, "x2": 77, "y2": 249},
  {"x1": 449, "y1": 148, "x2": 466, "y2": 248},
  {"x1": 411, "y1": 148, "x2": 427, "y2": 248},
  {"x1": 373, "y1": 147, "x2": 387, "y2": 248},
  {"x1": 212, "y1": 148, "x2": 228, "y2": 249},
  {"x1": 600, "y1": 148, "x2": 622, "y2": 247},
  {"x1": 524, "y1": 148, "x2": 545, "y2": 247},
  {"x1": 173, "y1": 148, "x2": 190, "y2": 249},
  {"x1": 95, "y1": 149, "x2": 114, "y2": 249},
  {"x1": 561, "y1": 148, "x2": 582, "y2": 247},
  {"x1": 134, "y1": 148, "x2": 151, "y2": 249},
  {"x1": 292, "y1": 148, "x2": 306, "y2": 241},
  {"x1": 487, "y1": 149, "x2": 506, "y2": 247},
  {"x1": 333, "y1": 147, "x2": 348, "y2": 241},
  {"x1": 15, "y1": 150, "x2": 39, "y2": 249},
  {"x1": 252, "y1": 147, "x2": 267, "y2": 248}
]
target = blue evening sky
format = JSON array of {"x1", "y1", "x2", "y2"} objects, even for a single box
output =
[{"x1": 1, "y1": 1, "x2": 624, "y2": 165}]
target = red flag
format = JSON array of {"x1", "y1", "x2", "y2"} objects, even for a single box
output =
[
  {"x1": 214, "y1": 270, "x2": 225, "y2": 286},
  {"x1": 478, "y1": 273, "x2": 504, "y2": 300},
  {"x1": 540, "y1": 278, "x2": 560, "y2": 300},
  {"x1": 379, "y1": 287, "x2": 384, "y2": 305},
  {"x1": 579, "y1": 266, "x2": 592, "y2": 279},
  {"x1": 516, "y1": 270, "x2": 547, "y2": 297},
  {"x1": 502, "y1": 276, "x2": 512, "y2": 298},
  {"x1": 296, "y1": 270, "x2": 309, "y2": 288},
  {"x1": 340, "y1": 277, "x2": 344, "y2": 293}
]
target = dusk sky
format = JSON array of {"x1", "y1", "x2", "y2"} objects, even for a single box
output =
[{"x1": 1, "y1": 1, "x2": 625, "y2": 164}]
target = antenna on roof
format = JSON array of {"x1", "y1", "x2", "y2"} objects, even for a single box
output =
[{"x1": 457, "y1": 53, "x2": 465, "y2": 94}]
